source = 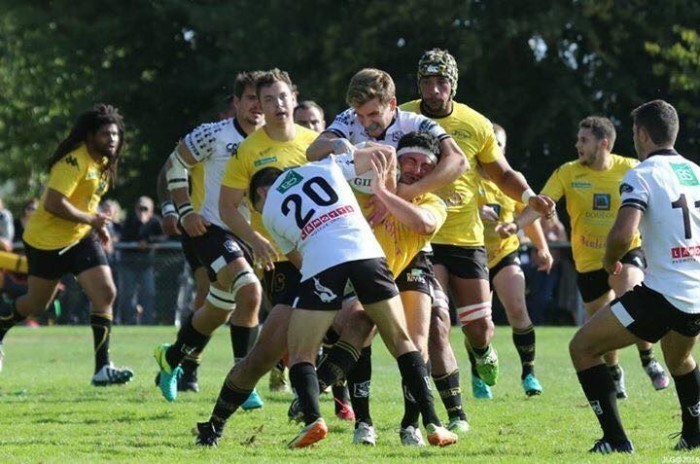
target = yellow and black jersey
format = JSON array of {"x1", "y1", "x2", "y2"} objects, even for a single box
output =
[
  {"x1": 373, "y1": 193, "x2": 447, "y2": 276},
  {"x1": 24, "y1": 144, "x2": 108, "y2": 250},
  {"x1": 400, "y1": 100, "x2": 501, "y2": 246},
  {"x1": 541, "y1": 154, "x2": 641, "y2": 272},
  {"x1": 221, "y1": 125, "x2": 317, "y2": 257},
  {"x1": 478, "y1": 178, "x2": 523, "y2": 269}
]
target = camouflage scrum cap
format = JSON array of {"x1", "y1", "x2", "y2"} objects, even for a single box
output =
[{"x1": 417, "y1": 48, "x2": 458, "y2": 98}]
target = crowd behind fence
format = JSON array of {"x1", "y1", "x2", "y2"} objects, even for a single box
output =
[{"x1": 7, "y1": 240, "x2": 585, "y2": 328}]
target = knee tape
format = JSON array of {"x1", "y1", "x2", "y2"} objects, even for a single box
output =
[
  {"x1": 457, "y1": 301, "x2": 492, "y2": 326},
  {"x1": 206, "y1": 286, "x2": 236, "y2": 311},
  {"x1": 229, "y1": 269, "x2": 258, "y2": 297}
]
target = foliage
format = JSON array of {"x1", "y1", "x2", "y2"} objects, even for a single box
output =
[{"x1": 0, "y1": 1, "x2": 699, "y2": 212}]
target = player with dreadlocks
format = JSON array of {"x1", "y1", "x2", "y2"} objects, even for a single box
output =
[{"x1": 0, "y1": 104, "x2": 134, "y2": 386}]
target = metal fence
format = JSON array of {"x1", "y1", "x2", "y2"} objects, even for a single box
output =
[{"x1": 7, "y1": 240, "x2": 585, "y2": 327}]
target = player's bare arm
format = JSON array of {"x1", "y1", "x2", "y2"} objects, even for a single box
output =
[
  {"x1": 219, "y1": 185, "x2": 277, "y2": 270},
  {"x1": 370, "y1": 152, "x2": 439, "y2": 235},
  {"x1": 43, "y1": 188, "x2": 109, "y2": 228},
  {"x1": 397, "y1": 137, "x2": 466, "y2": 200},
  {"x1": 603, "y1": 206, "x2": 642, "y2": 275},
  {"x1": 156, "y1": 160, "x2": 180, "y2": 236},
  {"x1": 484, "y1": 158, "x2": 555, "y2": 216},
  {"x1": 165, "y1": 142, "x2": 210, "y2": 237},
  {"x1": 523, "y1": 219, "x2": 553, "y2": 273},
  {"x1": 306, "y1": 131, "x2": 353, "y2": 161}
]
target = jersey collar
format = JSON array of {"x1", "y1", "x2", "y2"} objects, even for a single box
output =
[
  {"x1": 233, "y1": 118, "x2": 248, "y2": 137},
  {"x1": 372, "y1": 109, "x2": 399, "y2": 141},
  {"x1": 647, "y1": 148, "x2": 678, "y2": 158}
]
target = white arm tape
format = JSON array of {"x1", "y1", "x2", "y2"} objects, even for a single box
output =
[
  {"x1": 166, "y1": 149, "x2": 191, "y2": 191},
  {"x1": 521, "y1": 188, "x2": 536, "y2": 204}
]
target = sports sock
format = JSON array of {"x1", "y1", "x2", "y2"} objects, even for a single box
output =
[
  {"x1": 166, "y1": 314, "x2": 210, "y2": 369},
  {"x1": 348, "y1": 346, "x2": 373, "y2": 426},
  {"x1": 0, "y1": 303, "x2": 26, "y2": 343},
  {"x1": 401, "y1": 376, "x2": 420, "y2": 429},
  {"x1": 638, "y1": 348, "x2": 655, "y2": 367},
  {"x1": 577, "y1": 364, "x2": 628, "y2": 443},
  {"x1": 433, "y1": 370, "x2": 467, "y2": 421},
  {"x1": 316, "y1": 340, "x2": 360, "y2": 392},
  {"x1": 513, "y1": 325, "x2": 536, "y2": 379},
  {"x1": 289, "y1": 362, "x2": 321, "y2": 425},
  {"x1": 333, "y1": 383, "x2": 351, "y2": 413},
  {"x1": 230, "y1": 324, "x2": 257, "y2": 364},
  {"x1": 90, "y1": 313, "x2": 112, "y2": 373},
  {"x1": 209, "y1": 376, "x2": 253, "y2": 430},
  {"x1": 397, "y1": 351, "x2": 441, "y2": 427},
  {"x1": 673, "y1": 365, "x2": 700, "y2": 439}
]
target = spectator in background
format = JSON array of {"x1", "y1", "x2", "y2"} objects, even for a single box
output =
[
  {"x1": 0, "y1": 198, "x2": 15, "y2": 251},
  {"x1": 13, "y1": 199, "x2": 38, "y2": 245},
  {"x1": 294, "y1": 100, "x2": 326, "y2": 133},
  {"x1": 117, "y1": 196, "x2": 165, "y2": 325}
]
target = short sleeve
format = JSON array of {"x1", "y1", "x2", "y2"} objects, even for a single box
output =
[
  {"x1": 325, "y1": 108, "x2": 354, "y2": 139},
  {"x1": 619, "y1": 167, "x2": 649, "y2": 213},
  {"x1": 263, "y1": 213, "x2": 295, "y2": 255},
  {"x1": 540, "y1": 168, "x2": 566, "y2": 202},
  {"x1": 183, "y1": 122, "x2": 221, "y2": 162},
  {"x1": 47, "y1": 155, "x2": 84, "y2": 197}
]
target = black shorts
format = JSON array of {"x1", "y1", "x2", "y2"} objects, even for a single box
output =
[
  {"x1": 576, "y1": 247, "x2": 646, "y2": 303},
  {"x1": 611, "y1": 284, "x2": 700, "y2": 342},
  {"x1": 263, "y1": 261, "x2": 302, "y2": 306},
  {"x1": 395, "y1": 252, "x2": 433, "y2": 296},
  {"x1": 181, "y1": 233, "x2": 202, "y2": 273},
  {"x1": 24, "y1": 232, "x2": 108, "y2": 280},
  {"x1": 294, "y1": 258, "x2": 399, "y2": 311},
  {"x1": 431, "y1": 244, "x2": 489, "y2": 280},
  {"x1": 489, "y1": 250, "x2": 521, "y2": 289},
  {"x1": 184, "y1": 225, "x2": 253, "y2": 282}
]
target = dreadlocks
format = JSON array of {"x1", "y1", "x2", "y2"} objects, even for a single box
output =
[{"x1": 48, "y1": 104, "x2": 125, "y2": 187}]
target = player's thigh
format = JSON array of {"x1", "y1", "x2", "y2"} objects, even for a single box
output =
[
  {"x1": 570, "y1": 305, "x2": 639, "y2": 364},
  {"x1": 287, "y1": 308, "x2": 337, "y2": 364}
]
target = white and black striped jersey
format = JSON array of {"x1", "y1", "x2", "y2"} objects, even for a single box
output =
[
  {"x1": 620, "y1": 150, "x2": 700, "y2": 313},
  {"x1": 262, "y1": 154, "x2": 385, "y2": 281}
]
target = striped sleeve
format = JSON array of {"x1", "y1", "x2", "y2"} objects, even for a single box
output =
[{"x1": 619, "y1": 167, "x2": 649, "y2": 213}]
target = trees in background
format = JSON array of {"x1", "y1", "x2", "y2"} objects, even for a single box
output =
[{"x1": 0, "y1": 0, "x2": 698, "y2": 211}]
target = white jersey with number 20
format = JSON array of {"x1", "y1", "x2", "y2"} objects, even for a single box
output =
[
  {"x1": 262, "y1": 154, "x2": 385, "y2": 281},
  {"x1": 620, "y1": 151, "x2": 700, "y2": 313}
]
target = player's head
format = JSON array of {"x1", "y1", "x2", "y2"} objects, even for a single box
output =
[
  {"x1": 256, "y1": 68, "x2": 297, "y2": 127},
  {"x1": 576, "y1": 116, "x2": 616, "y2": 167},
  {"x1": 346, "y1": 68, "x2": 397, "y2": 138},
  {"x1": 417, "y1": 48, "x2": 458, "y2": 115},
  {"x1": 249, "y1": 166, "x2": 284, "y2": 212},
  {"x1": 492, "y1": 123, "x2": 507, "y2": 155},
  {"x1": 232, "y1": 70, "x2": 264, "y2": 128},
  {"x1": 631, "y1": 99, "x2": 679, "y2": 160},
  {"x1": 294, "y1": 100, "x2": 325, "y2": 133},
  {"x1": 396, "y1": 131, "x2": 440, "y2": 185},
  {"x1": 49, "y1": 103, "x2": 125, "y2": 185}
]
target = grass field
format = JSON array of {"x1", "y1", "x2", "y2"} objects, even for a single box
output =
[{"x1": 0, "y1": 325, "x2": 690, "y2": 463}]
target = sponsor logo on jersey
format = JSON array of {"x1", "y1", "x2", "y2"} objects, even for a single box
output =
[
  {"x1": 571, "y1": 181, "x2": 592, "y2": 189},
  {"x1": 671, "y1": 245, "x2": 700, "y2": 259},
  {"x1": 86, "y1": 168, "x2": 99, "y2": 180},
  {"x1": 276, "y1": 170, "x2": 303, "y2": 194},
  {"x1": 226, "y1": 142, "x2": 239, "y2": 155},
  {"x1": 390, "y1": 131, "x2": 404, "y2": 143},
  {"x1": 301, "y1": 205, "x2": 355, "y2": 240},
  {"x1": 253, "y1": 156, "x2": 277, "y2": 167},
  {"x1": 671, "y1": 162, "x2": 700, "y2": 186},
  {"x1": 312, "y1": 277, "x2": 337, "y2": 303},
  {"x1": 451, "y1": 129, "x2": 472, "y2": 140},
  {"x1": 593, "y1": 193, "x2": 611, "y2": 210},
  {"x1": 579, "y1": 234, "x2": 606, "y2": 249},
  {"x1": 64, "y1": 155, "x2": 79, "y2": 169},
  {"x1": 619, "y1": 182, "x2": 634, "y2": 194}
]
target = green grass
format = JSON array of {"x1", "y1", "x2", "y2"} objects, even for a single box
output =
[{"x1": 0, "y1": 325, "x2": 688, "y2": 463}]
